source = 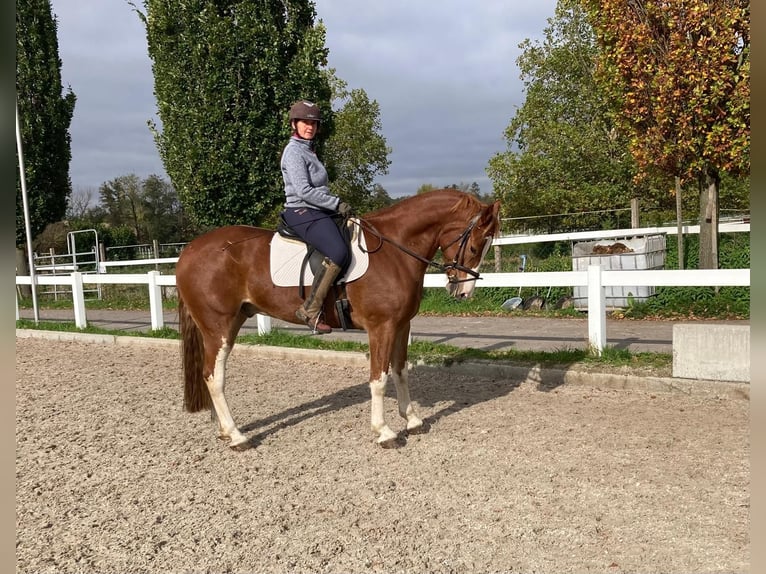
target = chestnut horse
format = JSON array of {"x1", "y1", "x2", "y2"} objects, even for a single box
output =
[{"x1": 176, "y1": 189, "x2": 501, "y2": 449}]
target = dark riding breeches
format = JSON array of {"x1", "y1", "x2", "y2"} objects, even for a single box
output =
[{"x1": 281, "y1": 207, "x2": 351, "y2": 269}]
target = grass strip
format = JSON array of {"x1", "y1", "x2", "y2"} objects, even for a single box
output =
[{"x1": 16, "y1": 319, "x2": 671, "y2": 374}]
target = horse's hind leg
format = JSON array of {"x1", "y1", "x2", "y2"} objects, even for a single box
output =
[
  {"x1": 390, "y1": 324, "x2": 424, "y2": 433},
  {"x1": 203, "y1": 335, "x2": 248, "y2": 449}
]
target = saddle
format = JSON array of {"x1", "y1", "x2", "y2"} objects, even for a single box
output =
[
  {"x1": 270, "y1": 215, "x2": 369, "y2": 330},
  {"x1": 275, "y1": 213, "x2": 349, "y2": 278}
]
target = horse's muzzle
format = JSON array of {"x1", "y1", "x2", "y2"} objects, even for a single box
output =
[{"x1": 446, "y1": 275, "x2": 478, "y2": 299}]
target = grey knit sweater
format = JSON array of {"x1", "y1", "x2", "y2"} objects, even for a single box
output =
[{"x1": 280, "y1": 136, "x2": 340, "y2": 211}]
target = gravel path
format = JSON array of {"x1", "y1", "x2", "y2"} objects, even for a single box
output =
[{"x1": 16, "y1": 336, "x2": 749, "y2": 573}]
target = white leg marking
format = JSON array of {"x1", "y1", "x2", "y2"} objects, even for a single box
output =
[
  {"x1": 207, "y1": 340, "x2": 248, "y2": 447},
  {"x1": 392, "y1": 368, "x2": 423, "y2": 431},
  {"x1": 369, "y1": 373, "x2": 397, "y2": 444}
]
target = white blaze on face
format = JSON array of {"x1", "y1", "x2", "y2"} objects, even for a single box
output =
[{"x1": 447, "y1": 236, "x2": 492, "y2": 299}]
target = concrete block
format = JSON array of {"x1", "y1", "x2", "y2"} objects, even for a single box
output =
[{"x1": 672, "y1": 324, "x2": 750, "y2": 382}]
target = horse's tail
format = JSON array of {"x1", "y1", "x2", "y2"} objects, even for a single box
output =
[{"x1": 178, "y1": 296, "x2": 213, "y2": 413}]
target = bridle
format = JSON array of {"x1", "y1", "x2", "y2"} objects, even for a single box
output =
[{"x1": 353, "y1": 213, "x2": 488, "y2": 284}]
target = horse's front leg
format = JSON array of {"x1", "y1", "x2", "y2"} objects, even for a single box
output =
[
  {"x1": 367, "y1": 326, "x2": 400, "y2": 448},
  {"x1": 204, "y1": 338, "x2": 248, "y2": 449},
  {"x1": 390, "y1": 324, "x2": 424, "y2": 434}
]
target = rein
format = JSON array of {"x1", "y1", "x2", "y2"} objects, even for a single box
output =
[
  {"x1": 216, "y1": 211, "x2": 486, "y2": 285},
  {"x1": 353, "y1": 215, "x2": 483, "y2": 284}
]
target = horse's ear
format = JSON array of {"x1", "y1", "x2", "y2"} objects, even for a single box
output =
[{"x1": 481, "y1": 200, "x2": 502, "y2": 236}]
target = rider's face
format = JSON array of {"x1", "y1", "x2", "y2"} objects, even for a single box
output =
[{"x1": 295, "y1": 119, "x2": 318, "y2": 140}]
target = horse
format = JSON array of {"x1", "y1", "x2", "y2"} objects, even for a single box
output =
[{"x1": 175, "y1": 189, "x2": 501, "y2": 450}]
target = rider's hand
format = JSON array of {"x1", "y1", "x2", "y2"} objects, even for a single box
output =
[{"x1": 338, "y1": 201, "x2": 353, "y2": 216}]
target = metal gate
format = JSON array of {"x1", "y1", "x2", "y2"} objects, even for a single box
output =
[{"x1": 32, "y1": 229, "x2": 102, "y2": 300}]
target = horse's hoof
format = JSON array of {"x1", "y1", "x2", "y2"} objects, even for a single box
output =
[
  {"x1": 229, "y1": 440, "x2": 251, "y2": 452},
  {"x1": 378, "y1": 434, "x2": 406, "y2": 449}
]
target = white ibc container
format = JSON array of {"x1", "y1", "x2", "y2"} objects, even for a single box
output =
[{"x1": 572, "y1": 234, "x2": 666, "y2": 309}]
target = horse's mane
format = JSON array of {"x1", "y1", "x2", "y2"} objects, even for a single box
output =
[{"x1": 365, "y1": 189, "x2": 482, "y2": 220}]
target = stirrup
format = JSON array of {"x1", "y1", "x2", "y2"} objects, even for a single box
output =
[{"x1": 296, "y1": 308, "x2": 332, "y2": 335}]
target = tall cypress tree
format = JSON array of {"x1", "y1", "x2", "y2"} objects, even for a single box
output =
[
  {"x1": 16, "y1": 0, "x2": 76, "y2": 247},
  {"x1": 136, "y1": 0, "x2": 332, "y2": 228}
]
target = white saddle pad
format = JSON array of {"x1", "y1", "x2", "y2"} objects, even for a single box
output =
[{"x1": 269, "y1": 219, "x2": 369, "y2": 287}]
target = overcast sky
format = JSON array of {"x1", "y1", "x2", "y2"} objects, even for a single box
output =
[{"x1": 49, "y1": 0, "x2": 557, "y2": 199}]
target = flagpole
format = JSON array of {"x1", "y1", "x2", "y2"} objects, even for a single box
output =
[{"x1": 16, "y1": 98, "x2": 39, "y2": 324}]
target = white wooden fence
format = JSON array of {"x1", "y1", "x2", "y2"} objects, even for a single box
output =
[
  {"x1": 17, "y1": 222, "x2": 750, "y2": 354},
  {"x1": 15, "y1": 266, "x2": 750, "y2": 355}
]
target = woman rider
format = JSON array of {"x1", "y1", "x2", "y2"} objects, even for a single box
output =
[{"x1": 280, "y1": 100, "x2": 352, "y2": 334}]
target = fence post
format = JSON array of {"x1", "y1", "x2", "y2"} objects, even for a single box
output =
[
  {"x1": 148, "y1": 271, "x2": 164, "y2": 330},
  {"x1": 256, "y1": 313, "x2": 272, "y2": 335},
  {"x1": 72, "y1": 272, "x2": 87, "y2": 328},
  {"x1": 587, "y1": 264, "x2": 606, "y2": 355}
]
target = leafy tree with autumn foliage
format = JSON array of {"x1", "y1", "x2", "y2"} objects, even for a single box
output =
[{"x1": 582, "y1": 0, "x2": 749, "y2": 268}]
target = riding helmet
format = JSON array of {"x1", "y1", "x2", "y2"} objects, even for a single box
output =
[{"x1": 288, "y1": 100, "x2": 322, "y2": 122}]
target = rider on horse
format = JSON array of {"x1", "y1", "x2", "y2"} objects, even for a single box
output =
[{"x1": 279, "y1": 100, "x2": 353, "y2": 334}]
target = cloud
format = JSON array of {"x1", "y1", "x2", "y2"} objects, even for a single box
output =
[
  {"x1": 50, "y1": 0, "x2": 556, "y2": 197},
  {"x1": 315, "y1": 0, "x2": 554, "y2": 195}
]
